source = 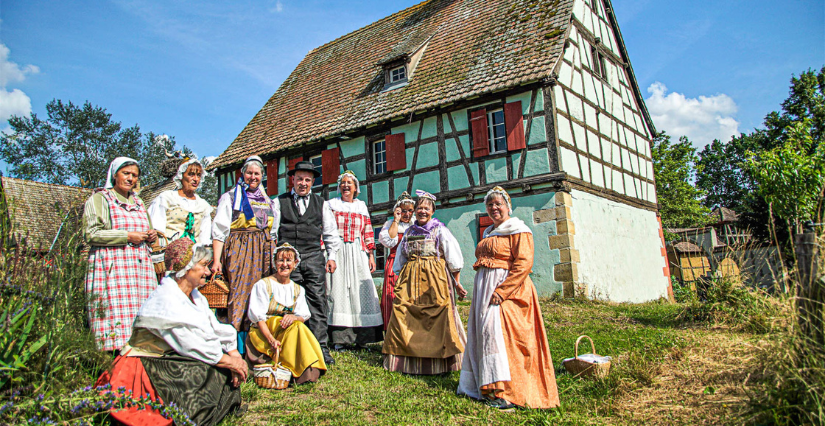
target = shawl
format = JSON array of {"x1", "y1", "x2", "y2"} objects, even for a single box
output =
[{"x1": 483, "y1": 217, "x2": 533, "y2": 238}]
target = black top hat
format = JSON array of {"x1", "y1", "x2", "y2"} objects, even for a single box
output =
[{"x1": 288, "y1": 160, "x2": 321, "y2": 178}]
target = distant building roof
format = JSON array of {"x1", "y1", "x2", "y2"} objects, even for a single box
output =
[
  {"x1": 210, "y1": 0, "x2": 578, "y2": 170},
  {"x1": 709, "y1": 206, "x2": 739, "y2": 224},
  {"x1": 138, "y1": 178, "x2": 176, "y2": 207},
  {"x1": 1, "y1": 177, "x2": 92, "y2": 251}
]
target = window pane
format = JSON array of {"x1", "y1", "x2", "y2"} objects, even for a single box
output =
[
  {"x1": 311, "y1": 156, "x2": 322, "y2": 187},
  {"x1": 488, "y1": 110, "x2": 507, "y2": 153}
]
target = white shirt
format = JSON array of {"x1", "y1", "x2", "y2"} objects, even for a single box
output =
[
  {"x1": 271, "y1": 189, "x2": 342, "y2": 262},
  {"x1": 378, "y1": 218, "x2": 412, "y2": 249},
  {"x1": 247, "y1": 278, "x2": 311, "y2": 324},
  {"x1": 132, "y1": 278, "x2": 237, "y2": 365},
  {"x1": 147, "y1": 190, "x2": 213, "y2": 245},
  {"x1": 393, "y1": 225, "x2": 463, "y2": 275}
]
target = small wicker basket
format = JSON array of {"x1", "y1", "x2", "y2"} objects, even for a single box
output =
[
  {"x1": 200, "y1": 274, "x2": 229, "y2": 308},
  {"x1": 562, "y1": 335, "x2": 612, "y2": 379},
  {"x1": 253, "y1": 349, "x2": 291, "y2": 389},
  {"x1": 150, "y1": 231, "x2": 169, "y2": 276}
]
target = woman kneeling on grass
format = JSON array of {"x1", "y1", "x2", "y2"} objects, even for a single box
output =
[
  {"x1": 96, "y1": 238, "x2": 245, "y2": 426},
  {"x1": 245, "y1": 243, "x2": 327, "y2": 384},
  {"x1": 457, "y1": 186, "x2": 560, "y2": 410}
]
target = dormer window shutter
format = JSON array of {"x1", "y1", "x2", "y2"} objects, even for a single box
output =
[
  {"x1": 504, "y1": 101, "x2": 526, "y2": 151},
  {"x1": 321, "y1": 148, "x2": 340, "y2": 184},
  {"x1": 470, "y1": 109, "x2": 490, "y2": 158},
  {"x1": 266, "y1": 159, "x2": 278, "y2": 195},
  {"x1": 287, "y1": 157, "x2": 303, "y2": 190},
  {"x1": 385, "y1": 133, "x2": 407, "y2": 171}
]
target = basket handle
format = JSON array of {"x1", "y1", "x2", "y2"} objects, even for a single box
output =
[
  {"x1": 273, "y1": 346, "x2": 281, "y2": 366},
  {"x1": 574, "y1": 335, "x2": 597, "y2": 358}
]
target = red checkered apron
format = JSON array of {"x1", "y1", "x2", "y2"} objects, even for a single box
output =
[{"x1": 86, "y1": 189, "x2": 157, "y2": 351}]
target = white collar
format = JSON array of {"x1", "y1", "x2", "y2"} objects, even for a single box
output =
[{"x1": 483, "y1": 217, "x2": 532, "y2": 238}]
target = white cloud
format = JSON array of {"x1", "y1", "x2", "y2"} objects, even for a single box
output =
[
  {"x1": 271, "y1": 1, "x2": 283, "y2": 13},
  {"x1": 0, "y1": 44, "x2": 39, "y2": 87},
  {"x1": 645, "y1": 82, "x2": 739, "y2": 147},
  {"x1": 0, "y1": 88, "x2": 32, "y2": 122}
]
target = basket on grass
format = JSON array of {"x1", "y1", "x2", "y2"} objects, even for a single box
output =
[
  {"x1": 562, "y1": 335, "x2": 612, "y2": 379},
  {"x1": 150, "y1": 231, "x2": 169, "y2": 276},
  {"x1": 200, "y1": 273, "x2": 229, "y2": 308},
  {"x1": 253, "y1": 349, "x2": 291, "y2": 389}
]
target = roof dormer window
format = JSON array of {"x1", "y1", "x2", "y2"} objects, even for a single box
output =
[{"x1": 389, "y1": 65, "x2": 407, "y2": 83}]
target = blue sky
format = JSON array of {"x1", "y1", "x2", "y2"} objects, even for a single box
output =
[{"x1": 1, "y1": 0, "x2": 823, "y2": 172}]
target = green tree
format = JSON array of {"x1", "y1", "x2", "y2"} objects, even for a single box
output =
[
  {"x1": 748, "y1": 119, "x2": 825, "y2": 234},
  {"x1": 651, "y1": 132, "x2": 710, "y2": 230},
  {"x1": 0, "y1": 99, "x2": 185, "y2": 189}
]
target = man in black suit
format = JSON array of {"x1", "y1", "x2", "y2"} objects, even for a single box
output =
[{"x1": 274, "y1": 161, "x2": 341, "y2": 365}]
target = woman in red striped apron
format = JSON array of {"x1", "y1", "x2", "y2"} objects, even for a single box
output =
[
  {"x1": 377, "y1": 191, "x2": 415, "y2": 331},
  {"x1": 83, "y1": 157, "x2": 158, "y2": 352}
]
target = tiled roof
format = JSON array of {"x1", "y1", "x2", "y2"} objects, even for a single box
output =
[
  {"x1": 138, "y1": 178, "x2": 176, "y2": 208},
  {"x1": 709, "y1": 206, "x2": 739, "y2": 224},
  {"x1": 1, "y1": 177, "x2": 92, "y2": 251},
  {"x1": 210, "y1": 0, "x2": 574, "y2": 170}
]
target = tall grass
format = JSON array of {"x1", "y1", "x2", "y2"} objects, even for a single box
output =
[{"x1": 0, "y1": 191, "x2": 110, "y2": 417}]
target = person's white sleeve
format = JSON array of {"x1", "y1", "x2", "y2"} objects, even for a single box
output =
[
  {"x1": 147, "y1": 194, "x2": 168, "y2": 234},
  {"x1": 212, "y1": 193, "x2": 233, "y2": 242},
  {"x1": 322, "y1": 201, "x2": 342, "y2": 262},
  {"x1": 378, "y1": 220, "x2": 399, "y2": 248},
  {"x1": 198, "y1": 204, "x2": 213, "y2": 245},
  {"x1": 156, "y1": 325, "x2": 226, "y2": 365},
  {"x1": 440, "y1": 227, "x2": 464, "y2": 272},
  {"x1": 270, "y1": 200, "x2": 281, "y2": 241},
  {"x1": 393, "y1": 236, "x2": 407, "y2": 275},
  {"x1": 294, "y1": 286, "x2": 311, "y2": 320},
  {"x1": 247, "y1": 280, "x2": 270, "y2": 324}
]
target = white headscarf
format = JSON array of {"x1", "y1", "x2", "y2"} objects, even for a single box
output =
[
  {"x1": 174, "y1": 158, "x2": 206, "y2": 190},
  {"x1": 104, "y1": 157, "x2": 140, "y2": 189}
]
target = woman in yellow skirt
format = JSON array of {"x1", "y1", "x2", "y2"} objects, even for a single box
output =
[{"x1": 245, "y1": 243, "x2": 327, "y2": 384}]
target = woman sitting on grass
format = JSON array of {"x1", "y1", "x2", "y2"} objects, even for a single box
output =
[
  {"x1": 245, "y1": 243, "x2": 328, "y2": 384},
  {"x1": 97, "y1": 238, "x2": 245, "y2": 426}
]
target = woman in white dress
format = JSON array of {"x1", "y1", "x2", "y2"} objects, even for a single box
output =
[
  {"x1": 326, "y1": 171, "x2": 384, "y2": 349},
  {"x1": 147, "y1": 157, "x2": 213, "y2": 245}
]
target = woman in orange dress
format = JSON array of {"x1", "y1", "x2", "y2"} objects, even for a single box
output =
[{"x1": 457, "y1": 186, "x2": 560, "y2": 409}]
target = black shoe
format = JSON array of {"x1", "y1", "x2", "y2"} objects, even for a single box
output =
[
  {"x1": 484, "y1": 397, "x2": 515, "y2": 410},
  {"x1": 324, "y1": 352, "x2": 335, "y2": 365}
]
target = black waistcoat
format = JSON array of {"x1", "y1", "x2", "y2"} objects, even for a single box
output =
[{"x1": 277, "y1": 192, "x2": 324, "y2": 253}]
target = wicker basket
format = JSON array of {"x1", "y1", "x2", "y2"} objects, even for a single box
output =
[
  {"x1": 253, "y1": 349, "x2": 291, "y2": 389},
  {"x1": 562, "y1": 335, "x2": 612, "y2": 379},
  {"x1": 200, "y1": 274, "x2": 229, "y2": 308},
  {"x1": 150, "y1": 231, "x2": 169, "y2": 275}
]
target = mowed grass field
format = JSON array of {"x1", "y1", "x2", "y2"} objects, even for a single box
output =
[{"x1": 219, "y1": 298, "x2": 765, "y2": 426}]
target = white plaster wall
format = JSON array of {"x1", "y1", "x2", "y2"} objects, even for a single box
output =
[{"x1": 570, "y1": 189, "x2": 670, "y2": 302}]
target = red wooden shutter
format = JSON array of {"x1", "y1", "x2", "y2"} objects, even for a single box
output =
[
  {"x1": 470, "y1": 109, "x2": 490, "y2": 158},
  {"x1": 478, "y1": 215, "x2": 493, "y2": 240},
  {"x1": 385, "y1": 133, "x2": 407, "y2": 172},
  {"x1": 266, "y1": 159, "x2": 278, "y2": 195},
  {"x1": 234, "y1": 168, "x2": 242, "y2": 181},
  {"x1": 287, "y1": 157, "x2": 302, "y2": 190},
  {"x1": 322, "y1": 148, "x2": 340, "y2": 184},
  {"x1": 504, "y1": 101, "x2": 526, "y2": 151}
]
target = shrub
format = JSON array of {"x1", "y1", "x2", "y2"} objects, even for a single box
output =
[{"x1": 676, "y1": 275, "x2": 784, "y2": 333}]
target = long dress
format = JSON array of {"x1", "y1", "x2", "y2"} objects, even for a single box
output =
[
  {"x1": 213, "y1": 185, "x2": 279, "y2": 331},
  {"x1": 382, "y1": 218, "x2": 466, "y2": 375},
  {"x1": 95, "y1": 277, "x2": 241, "y2": 426},
  {"x1": 83, "y1": 188, "x2": 157, "y2": 351},
  {"x1": 326, "y1": 198, "x2": 384, "y2": 346},
  {"x1": 378, "y1": 219, "x2": 411, "y2": 331},
  {"x1": 245, "y1": 277, "x2": 327, "y2": 382},
  {"x1": 147, "y1": 190, "x2": 213, "y2": 244},
  {"x1": 457, "y1": 217, "x2": 560, "y2": 408}
]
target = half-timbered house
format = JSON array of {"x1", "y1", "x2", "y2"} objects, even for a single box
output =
[{"x1": 208, "y1": 0, "x2": 672, "y2": 302}]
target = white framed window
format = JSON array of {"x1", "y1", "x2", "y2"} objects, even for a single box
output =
[
  {"x1": 309, "y1": 155, "x2": 323, "y2": 187},
  {"x1": 374, "y1": 140, "x2": 387, "y2": 174},
  {"x1": 389, "y1": 65, "x2": 407, "y2": 83},
  {"x1": 487, "y1": 109, "x2": 507, "y2": 153}
]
